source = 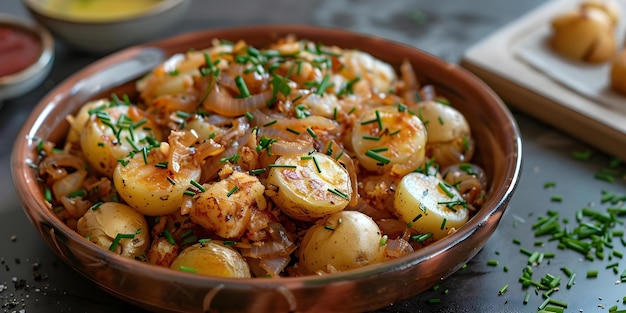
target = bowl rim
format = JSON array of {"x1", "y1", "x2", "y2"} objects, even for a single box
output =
[
  {"x1": 0, "y1": 13, "x2": 54, "y2": 88},
  {"x1": 21, "y1": 0, "x2": 187, "y2": 24},
  {"x1": 11, "y1": 23, "x2": 523, "y2": 308}
]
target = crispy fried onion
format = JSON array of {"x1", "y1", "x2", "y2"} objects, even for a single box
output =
[
  {"x1": 426, "y1": 136, "x2": 475, "y2": 170},
  {"x1": 442, "y1": 163, "x2": 487, "y2": 210},
  {"x1": 203, "y1": 83, "x2": 273, "y2": 117},
  {"x1": 240, "y1": 221, "x2": 296, "y2": 277}
]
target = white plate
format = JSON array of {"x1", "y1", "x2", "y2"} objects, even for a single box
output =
[{"x1": 461, "y1": 0, "x2": 626, "y2": 160}]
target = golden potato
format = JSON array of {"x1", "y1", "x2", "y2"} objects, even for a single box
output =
[
  {"x1": 550, "y1": 7, "x2": 616, "y2": 63},
  {"x1": 77, "y1": 202, "x2": 150, "y2": 258},
  {"x1": 266, "y1": 152, "x2": 351, "y2": 221},
  {"x1": 170, "y1": 242, "x2": 251, "y2": 278},
  {"x1": 581, "y1": 0, "x2": 621, "y2": 27},
  {"x1": 610, "y1": 49, "x2": 626, "y2": 95},
  {"x1": 297, "y1": 211, "x2": 386, "y2": 275}
]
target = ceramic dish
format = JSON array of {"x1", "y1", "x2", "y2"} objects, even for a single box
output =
[
  {"x1": 22, "y1": 0, "x2": 190, "y2": 54},
  {"x1": 12, "y1": 25, "x2": 522, "y2": 313},
  {"x1": 0, "y1": 13, "x2": 54, "y2": 101}
]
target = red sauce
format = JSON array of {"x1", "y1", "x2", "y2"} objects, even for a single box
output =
[{"x1": 0, "y1": 26, "x2": 42, "y2": 77}]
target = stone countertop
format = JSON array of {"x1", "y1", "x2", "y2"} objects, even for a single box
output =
[{"x1": 2, "y1": 0, "x2": 625, "y2": 312}]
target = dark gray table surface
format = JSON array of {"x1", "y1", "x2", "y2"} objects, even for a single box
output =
[{"x1": 2, "y1": 1, "x2": 626, "y2": 312}]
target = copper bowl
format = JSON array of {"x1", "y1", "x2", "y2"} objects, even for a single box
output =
[{"x1": 11, "y1": 25, "x2": 522, "y2": 313}]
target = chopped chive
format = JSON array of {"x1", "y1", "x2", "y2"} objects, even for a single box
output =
[
  {"x1": 362, "y1": 135, "x2": 381, "y2": 141},
  {"x1": 543, "y1": 306, "x2": 565, "y2": 313},
  {"x1": 235, "y1": 75, "x2": 251, "y2": 98},
  {"x1": 561, "y1": 267, "x2": 573, "y2": 277},
  {"x1": 312, "y1": 156, "x2": 322, "y2": 173},
  {"x1": 543, "y1": 181, "x2": 556, "y2": 189},
  {"x1": 586, "y1": 270, "x2": 598, "y2": 278},
  {"x1": 375, "y1": 110, "x2": 383, "y2": 130},
  {"x1": 327, "y1": 188, "x2": 349, "y2": 200},
  {"x1": 550, "y1": 195, "x2": 563, "y2": 202},
  {"x1": 183, "y1": 190, "x2": 195, "y2": 196},
  {"x1": 487, "y1": 259, "x2": 499, "y2": 266},
  {"x1": 68, "y1": 189, "x2": 87, "y2": 198},
  {"x1": 571, "y1": 150, "x2": 592, "y2": 161},
  {"x1": 370, "y1": 147, "x2": 388, "y2": 153},
  {"x1": 286, "y1": 128, "x2": 301, "y2": 135},
  {"x1": 219, "y1": 154, "x2": 241, "y2": 163},
  {"x1": 335, "y1": 151, "x2": 344, "y2": 161},
  {"x1": 325, "y1": 141, "x2": 334, "y2": 156},
  {"x1": 306, "y1": 127, "x2": 317, "y2": 138},
  {"x1": 245, "y1": 111, "x2": 254, "y2": 121},
  {"x1": 380, "y1": 235, "x2": 388, "y2": 246},
  {"x1": 108, "y1": 229, "x2": 140, "y2": 251},
  {"x1": 440, "y1": 218, "x2": 447, "y2": 230},
  {"x1": 179, "y1": 265, "x2": 197, "y2": 273},
  {"x1": 428, "y1": 298, "x2": 441, "y2": 304},
  {"x1": 190, "y1": 180, "x2": 206, "y2": 192},
  {"x1": 324, "y1": 225, "x2": 335, "y2": 231},
  {"x1": 175, "y1": 110, "x2": 190, "y2": 119},
  {"x1": 263, "y1": 120, "x2": 277, "y2": 127},
  {"x1": 412, "y1": 214, "x2": 423, "y2": 222},
  {"x1": 315, "y1": 74, "x2": 333, "y2": 95},
  {"x1": 438, "y1": 182, "x2": 455, "y2": 198},
  {"x1": 249, "y1": 168, "x2": 267, "y2": 175},
  {"x1": 226, "y1": 186, "x2": 239, "y2": 197},
  {"x1": 498, "y1": 284, "x2": 508, "y2": 295},
  {"x1": 412, "y1": 232, "x2": 433, "y2": 243},
  {"x1": 523, "y1": 291, "x2": 531, "y2": 304},
  {"x1": 164, "y1": 229, "x2": 176, "y2": 245},
  {"x1": 268, "y1": 164, "x2": 297, "y2": 169},
  {"x1": 166, "y1": 176, "x2": 176, "y2": 185},
  {"x1": 90, "y1": 202, "x2": 103, "y2": 211},
  {"x1": 547, "y1": 298, "x2": 568, "y2": 308},
  {"x1": 389, "y1": 129, "x2": 401, "y2": 136},
  {"x1": 142, "y1": 146, "x2": 149, "y2": 164},
  {"x1": 528, "y1": 251, "x2": 541, "y2": 265},
  {"x1": 365, "y1": 149, "x2": 390, "y2": 165},
  {"x1": 566, "y1": 273, "x2": 576, "y2": 288},
  {"x1": 155, "y1": 161, "x2": 168, "y2": 168},
  {"x1": 181, "y1": 235, "x2": 198, "y2": 246}
]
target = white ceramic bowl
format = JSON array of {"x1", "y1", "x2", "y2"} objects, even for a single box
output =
[
  {"x1": 0, "y1": 13, "x2": 54, "y2": 101},
  {"x1": 21, "y1": 0, "x2": 190, "y2": 55}
]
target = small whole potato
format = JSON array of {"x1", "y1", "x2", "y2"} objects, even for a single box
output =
[
  {"x1": 297, "y1": 211, "x2": 386, "y2": 275},
  {"x1": 550, "y1": 7, "x2": 616, "y2": 63},
  {"x1": 610, "y1": 49, "x2": 626, "y2": 95},
  {"x1": 267, "y1": 152, "x2": 351, "y2": 221},
  {"x1": 580, "y1": 0, "x2": 621, "y2": 27},
  {"x1": 170, "y1": 242, "x2": 251, "y2": 278},
  {"x1": 77, "y1": 202, "x2": 150, "y2": 258}
]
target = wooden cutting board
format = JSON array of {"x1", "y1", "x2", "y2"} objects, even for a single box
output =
[{"x1": 461, "y1": 0, "x2": 626, "y2": 161}]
